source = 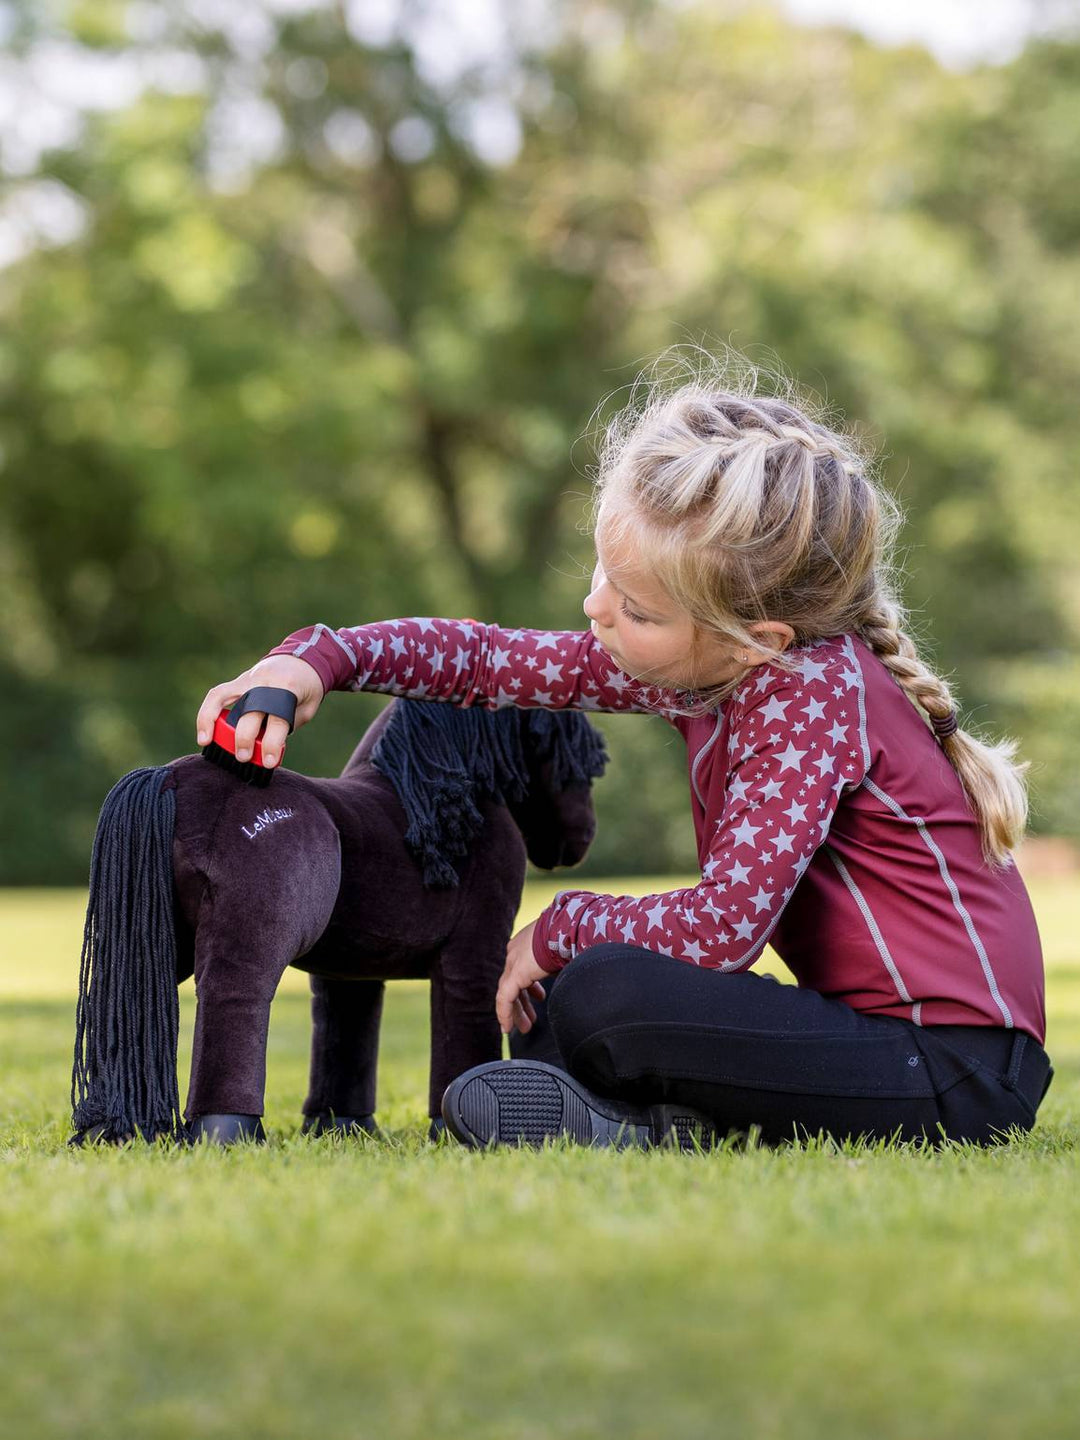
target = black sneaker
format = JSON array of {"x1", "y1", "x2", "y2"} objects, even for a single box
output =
[{"x1": 440, "y1": 1059, "x2": 721, "y2": 1151}]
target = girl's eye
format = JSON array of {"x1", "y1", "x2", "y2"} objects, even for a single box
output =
[{"x1": 620, "y1": 600, "x2": 648, "y2": 625}]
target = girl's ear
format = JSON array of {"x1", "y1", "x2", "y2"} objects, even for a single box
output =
[{"x1": 751, "y1": 622, "x2": 796, "y2": 653}]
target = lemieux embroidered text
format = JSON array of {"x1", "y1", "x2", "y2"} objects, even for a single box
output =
[{"x1": 241, "y1": 806, "x2": 296, "y2": 840}]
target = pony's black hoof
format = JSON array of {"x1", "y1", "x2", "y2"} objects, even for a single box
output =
[
  {"x1": 428, "y1": 1117, "x2": 447, "y2": 1142},
  {"x1": 301, "y1": 1112, "x2": 380, "y2": 1138},
  {"x1": 69, "y1": 1123, "x2": 131, "y2": 1148},
  {"x1": 188, "y1": 1113, "x2": 266, "y2": 1146}
]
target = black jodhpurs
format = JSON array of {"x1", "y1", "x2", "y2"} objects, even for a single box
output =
[{"x1": 510, "y1": 944, "x2": 1054, "y2": 1147}]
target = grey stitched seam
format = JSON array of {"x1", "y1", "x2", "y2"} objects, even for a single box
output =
[
  {"x1": 293, "y1": 622, "x2": 358, "y2": 667},
  {"x1": 861, "y1": 777, "x2": 1014, "y2": 1028},
  {"x1": 843, "y1": 633, "x2": 872, "y2": 778},
  {"x1": 690, "y1": 712, "x2": 724, "y2": 809},
  {"x1": 824, "y1": 843, "x2": 916, "y2": 1011}
]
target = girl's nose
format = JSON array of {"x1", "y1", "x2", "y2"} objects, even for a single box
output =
[{"x1": 583, "y1": 565, "x2": 609, "y2": 624}]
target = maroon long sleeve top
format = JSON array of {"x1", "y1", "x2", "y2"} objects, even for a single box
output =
[{"x1": 264, "y1": 618, "x2": 1046, "y2": 1043}]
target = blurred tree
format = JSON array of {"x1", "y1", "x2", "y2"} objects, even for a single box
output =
[{"x1": 0, "y1": 0, "x2": 1077, "y2": 881}]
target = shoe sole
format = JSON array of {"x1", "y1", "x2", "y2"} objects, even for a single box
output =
[{"x1": 441, "y1": 1059, "x2": 720, "y2": 1151}]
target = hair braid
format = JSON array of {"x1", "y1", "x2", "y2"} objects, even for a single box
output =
[{"x1": 855, "y1": 600, "x2": 1030, "y2": 871}]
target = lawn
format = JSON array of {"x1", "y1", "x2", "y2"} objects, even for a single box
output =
[{"x1": 2, "y1": 877, "x2": 1078, "y2": 1440}]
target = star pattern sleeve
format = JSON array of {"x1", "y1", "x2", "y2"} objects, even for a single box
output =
[
  {"x1": 262, "y1": 618, "x2": 692, "y2": 716},
  {"x1": 529, "y1": 643, "x2": 870, "y2": 975}
]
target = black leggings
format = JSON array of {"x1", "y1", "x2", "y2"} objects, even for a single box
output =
[{"x1": 509, "y1": 944, "x2": 1054, "y2": 1147}]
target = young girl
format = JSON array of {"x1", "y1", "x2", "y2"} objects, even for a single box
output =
[{"x1": 195, "y1": 355, "x2": 1053, "y2": 1151}]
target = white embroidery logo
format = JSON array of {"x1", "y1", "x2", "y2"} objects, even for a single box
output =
[{"x1": 240, "y1": 806, "x2": 295, "y2": 840}]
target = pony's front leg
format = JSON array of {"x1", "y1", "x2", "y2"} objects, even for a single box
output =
[
  {"x1": 428, "y1": 932, "x2": 507, "y2": 1127},
  {"x1": 302, "y1": 975, "x2": 385, "y2": 1135}
]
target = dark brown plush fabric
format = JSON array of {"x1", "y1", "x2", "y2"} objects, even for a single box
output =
[{"x1": 165, "y1": 700, "x2": 604, "y2": 1123}]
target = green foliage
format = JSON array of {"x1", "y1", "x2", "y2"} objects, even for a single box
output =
[{"x1": 1, "y1": 2, "x2": 1079, "y2": 880}]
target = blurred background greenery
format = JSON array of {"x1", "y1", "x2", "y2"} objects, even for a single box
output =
[{"x1": 1, "y1": 0, "x2": 1078, "y2": 884}]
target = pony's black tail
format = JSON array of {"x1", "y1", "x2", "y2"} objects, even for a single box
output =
[{"x1": 71, "y1": 766, "x2": 184, "y2": 1144}]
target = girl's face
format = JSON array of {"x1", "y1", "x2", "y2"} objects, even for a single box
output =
[{"x1": 583, "y1": 532, "x2": 751, "y2": 691}]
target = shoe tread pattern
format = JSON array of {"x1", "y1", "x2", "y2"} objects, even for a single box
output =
[{"x1": 467, "y1": 1070, "x2": 591, "y2": 1145}]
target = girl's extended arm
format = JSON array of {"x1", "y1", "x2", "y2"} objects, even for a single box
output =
[{"x1": 262, "y1": 617, "x2": 691, "y2": 717}]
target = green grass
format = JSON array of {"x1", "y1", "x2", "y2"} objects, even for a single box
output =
[{"x1": 2, "y1": 878, "x2": 1079, "y2": 1440}]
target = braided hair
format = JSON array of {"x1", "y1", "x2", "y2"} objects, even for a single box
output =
[{"x1": 584, "y1": 344, "x2": 1030, "y2": 870}]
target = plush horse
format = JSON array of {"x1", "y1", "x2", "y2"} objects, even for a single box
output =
[{"x1": 70, "y1": 698, "x2": 608, "y2": 1145}]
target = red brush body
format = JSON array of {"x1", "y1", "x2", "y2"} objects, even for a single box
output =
[{"x1": 201, "y1": 709, "x2": 281, "y2": 786}]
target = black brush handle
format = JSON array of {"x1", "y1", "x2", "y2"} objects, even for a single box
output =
[{"x1": 225, "y1": 687, "x2": 298, "y2": 734}]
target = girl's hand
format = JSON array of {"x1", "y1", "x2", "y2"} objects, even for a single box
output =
[
  {"x1": 195, "y1": 654, "x2": 326, "y2": 768},
  {"x1": 496, "y1": 919, "x2": 550, "y2": 1035}
]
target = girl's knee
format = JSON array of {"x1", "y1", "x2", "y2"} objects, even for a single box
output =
[{"x1": 546, "y1": 943, "x2": 648, "y2": 1056}]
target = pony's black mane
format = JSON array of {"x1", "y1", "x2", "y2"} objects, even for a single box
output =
[{"x1": 369, "y1": 701, "x2": 608, "y2": 887}]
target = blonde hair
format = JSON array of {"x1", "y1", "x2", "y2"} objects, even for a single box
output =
[{"x1": 584, "y1": 345, "x2": 1030, "y2": 871}]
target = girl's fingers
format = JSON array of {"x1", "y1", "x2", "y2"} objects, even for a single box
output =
[
  {"x1": 527, "y1": 981, "x2": 546, "y2": 1001},
  {"x1": 232, "y1": 712, "x2": 265, "y2": 760},
  {"x1": 259, "y1": 716, "x2": 292, "y2": 768},
  {"x1": 196, "y1": 684, "x2": 245, "y2": 745},
  {"x1": 496, "y1": 977, "x2": 515, "y2": 1034}
]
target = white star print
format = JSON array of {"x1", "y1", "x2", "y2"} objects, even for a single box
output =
[
  {"x1": 777, "y1": 741, "x2": 808, "y2": 773},
  {"x1": 728, "y1": 775, "x2": 753, "y2": 803},
  {"x1": 730, "y1": 816, "x2": 763, "y2": 848},
  {"x1": 759, "y1": 694, "x2": 792, "y2": 726},
  {"x1": 748, "y1": 886, "x2": 774, "y2": 914},
  {"x1": 643, "y1": 898, "x2": 668, "y2": 932},
  {"x1": 798, "y1": 655, "x2": 829, "y2": 686}
]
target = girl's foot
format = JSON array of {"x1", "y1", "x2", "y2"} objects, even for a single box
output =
[{"x1": 440, "y1": 1059, "x2": 721, "y2": 1150}]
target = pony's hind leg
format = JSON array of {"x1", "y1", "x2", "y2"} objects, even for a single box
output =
[
  {"x1": 184, "y1": 805, "x2": 342, "y2": 1143},
  {"x1": 185, "y1": 921, "x2": 298, "y2": 1142},
  {"x1": 302, "y1": 976, "x2": 385, "y2": 1135}
]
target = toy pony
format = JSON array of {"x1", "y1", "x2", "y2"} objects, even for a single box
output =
[{"x1": 70, "y1": 696, "x2": 608, "y2": 1145}]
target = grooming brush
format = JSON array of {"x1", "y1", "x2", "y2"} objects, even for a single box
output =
[{"x1": 201, "y1": 686, "x2": 299, "y2": 787}]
